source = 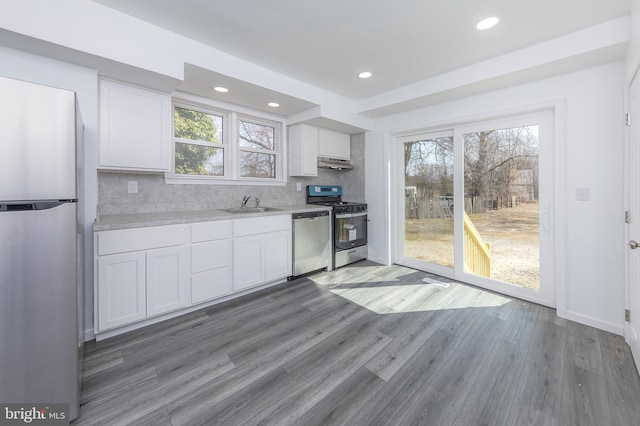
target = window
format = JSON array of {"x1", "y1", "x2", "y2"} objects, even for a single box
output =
[
  {"x1": 168, "y1": 98, "x2": 284, "y2": 184},
  {"x1": 173, "y1": 105, "x2": 226, "y2": 176},
  {"x1": 238, "y1": 118, "x2": 277, "y2": 179}
]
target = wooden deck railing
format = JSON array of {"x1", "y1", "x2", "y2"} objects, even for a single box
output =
[{"x1": 463, "y1": 211, "x2": 491, "y2": 277}]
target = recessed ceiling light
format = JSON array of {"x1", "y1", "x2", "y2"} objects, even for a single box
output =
[
  {"x1": 358, "y1": 71, "x2": 372, "y2": 79},
  {"x1": 213, "y1": 86, "x2": 229, "y2": 93},
  {"x1": 267, "y1": 102, "x2": 280, "y2": 108},
  {"x1": 476, "y1": 16, "x2": 499, "y2": 30}
]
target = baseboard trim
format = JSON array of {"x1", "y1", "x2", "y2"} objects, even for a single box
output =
[
  {"x1": 83, "y1": 328, "x2": 95, "y2": 342},
  {"x1": 561, "y1": 310, "x2": 624, "y2": 336},
  {"x1": 93, "y1": 278, "x2": 288, "y2": 341}
]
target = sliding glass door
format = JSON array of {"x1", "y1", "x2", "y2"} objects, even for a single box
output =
[
  {"x1": 461, "y1": 124, "x2": 541, "y2": 289},
  {"x1": 395, "y1": 113, "x2": 554, "y2": 306},
  {"x1": 402, "y1": 131, "x2": 454, "y2": 272}
]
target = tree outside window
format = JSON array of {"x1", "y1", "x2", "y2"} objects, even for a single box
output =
[
  {"x1": 238, "y1": 119, "x2": 277, "y2": 179},
  {"x1": 172, "y1": 102, "x2": 283, "y2": 182},
  {"x1": 174, "y1": 106, "x2": 224, "y2": 176}
]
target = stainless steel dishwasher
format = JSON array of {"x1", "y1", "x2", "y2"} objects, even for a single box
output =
[{"x1": 291, "y1": 210, "x2": 331, "y2": 277}]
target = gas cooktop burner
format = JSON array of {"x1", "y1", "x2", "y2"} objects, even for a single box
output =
[{"x1": 306, "y1": 185, "x2": 367, "y2": 213}]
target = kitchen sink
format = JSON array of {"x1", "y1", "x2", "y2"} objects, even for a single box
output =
[{"x1": 221, "y1": 207, "x2": 280, "y2": 214}]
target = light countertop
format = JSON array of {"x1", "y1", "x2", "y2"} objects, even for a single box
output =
[{"x1": 94, "y1": 204, "x2": 332, "y2": 231}]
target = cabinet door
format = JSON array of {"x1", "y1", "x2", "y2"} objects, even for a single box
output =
[
  {"x1": 265, "y1": 230, "x2": 292, "y2": 282},
  {"x1": 99, "y1": 79, "x2": 171, "y2": 171},
  {"x1": 97, "y1": 252, "x2": 146, "y2": 331},
  {"x1": 289, "y1": 123, "x2": 318, "y2": 176},
  {"x1": 318, "y1": 128, "x2": 350, "y2": 160},
  {"x1": 233, "y1": 235, "x2": 265, "y2": 291},
  {"x1": 146, "y1": 246, "x2": 187, "y2": 317}
]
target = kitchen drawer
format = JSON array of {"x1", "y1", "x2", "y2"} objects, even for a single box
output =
[
  {"x1": 233, "y1": 215, "x2": 291, "y2": 237},
  {"x1": 191, "y1": 240, "x2": 232, "y2": 273},
  {"x1": 97, "y1": 225, "x2": 186, "y2": 255},
  {"x1": 191, "y1": 220, "x2": 232, "y2": 243},
  {"x1": 191, "y1": 267, "x2": 233, "y2": 304}
]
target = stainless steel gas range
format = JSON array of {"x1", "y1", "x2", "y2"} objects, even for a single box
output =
[{"x1": 306, "y1": 185, "x2": 368, "y2": 268}]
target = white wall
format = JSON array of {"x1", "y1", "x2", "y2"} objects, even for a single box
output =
[
  {"x1": 627, "y1": 0, "x2": 640, "y2": 82},
  {"x1": 366, "y1": 62, "x2": 626, "y2": 334},
  {"x1": 0, "y1": 0, "x2": 370, "y2": 130},
  {"x1": 0, "y1": 45, "x2": 99, "y2": 339}
]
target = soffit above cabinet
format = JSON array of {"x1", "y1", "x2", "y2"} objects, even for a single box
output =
[{"x1": 177, "y1": 64, "x2": 318, "y2": 117}]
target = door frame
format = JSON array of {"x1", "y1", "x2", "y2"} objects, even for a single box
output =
[
  {"x1": 624, "y1": 69, "x2": 640, "y2": 362},
  {"x1": 389, "y1": 100, "x2": 567, "y2": 310}
]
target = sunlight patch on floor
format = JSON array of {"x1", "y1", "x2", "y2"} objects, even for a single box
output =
[{"x1": 329, "y1": 283, "x2": 512, "y2": 314}]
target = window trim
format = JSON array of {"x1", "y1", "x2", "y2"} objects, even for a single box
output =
[{"x1": 165, "y1": 93, "x2": 287, "y2": 186}]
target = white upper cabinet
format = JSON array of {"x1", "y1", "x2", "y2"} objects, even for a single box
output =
[
  {"x1": 289, "y1": 124, "x2": 351, "y2": 176},
  {"x1": 318, "y1": 127, "x2": 350, "y2": 160},
  {"x1": 99, "y1": 79, "x2": 171, "y2": 171},
  {"x1": 289, "y1": 123, "x2": 319, "y2": 177}
]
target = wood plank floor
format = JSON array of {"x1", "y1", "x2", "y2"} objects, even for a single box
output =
[{"x1": 73, "y1": 261, "x2": 640, "y2": 425}]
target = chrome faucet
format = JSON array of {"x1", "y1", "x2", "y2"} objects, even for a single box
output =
[{"x1": 241, "y1": 195, "x2": 260, "y2": 208}]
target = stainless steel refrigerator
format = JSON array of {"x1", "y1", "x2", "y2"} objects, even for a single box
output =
[{"x1": 0, "y1": 76, "x2": 83, "y2": 420}]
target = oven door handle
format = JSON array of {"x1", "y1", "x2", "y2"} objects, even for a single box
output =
[{"x1": 335, "y1": 211, "x2": 368, "y2": 219}]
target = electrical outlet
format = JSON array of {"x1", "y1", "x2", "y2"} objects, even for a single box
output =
[
  {"x1": 128, "y1": 181, "x2": 138, "y2": 194},
  {"x1": 296, "y1": 182, "x2": 302, "y2": 191}
]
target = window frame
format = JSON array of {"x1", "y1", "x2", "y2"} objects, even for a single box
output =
[
  {"x1": 165, "y1": 94, "x2": 287, "y2": 186},
  {"x1": 236, "y1": 114, "x2": 282, "y2": 181},
  {"x1": 172, "y1": 101, "x2": 229, "y2": 179}
]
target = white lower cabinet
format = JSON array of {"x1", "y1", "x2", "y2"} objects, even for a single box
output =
[
  {"x1": 233, "y1": 235, "x2": 266, "y2": 291},
  {"x1": 233, "y1": 215, "x2": 292, "y2": 291},
  {"x1": 95, "y1": 224, "x2": 187, "y2": 333},
  {"x1": 191, "y1": 267, "x2": 233, "y2": 304},
  {"x1": 190, "y1": 221, "x2": 233, "y2": 304},
  {"x1": 97, "y1": 252, "x2": 146, "y2": 331},
  {"x1": 96, "y1": 246, "x2": 186, "y2": 332},
  {"x1": 146, "y1": 246, "x2": 186, "y2": 316},
  {"x1": 265, "y1": 231, "x2": 293, "y2": 282},
  {"x1": 95, "y1": 215, "x2": 291, "y2": 336}
]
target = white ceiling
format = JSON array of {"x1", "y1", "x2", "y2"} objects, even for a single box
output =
[{"x1": 91, "y1": 0, "x2": 632, "y2": 118}]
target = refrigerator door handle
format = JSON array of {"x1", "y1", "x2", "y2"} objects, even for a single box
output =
[{"x1": 0, "y1": 200, "x2": 77, "y2": 212}]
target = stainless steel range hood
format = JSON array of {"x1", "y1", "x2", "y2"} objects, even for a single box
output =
[{"x1": 317, "y1": 156, "x2": 353, "y2": 170}]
